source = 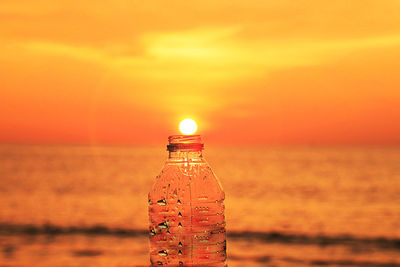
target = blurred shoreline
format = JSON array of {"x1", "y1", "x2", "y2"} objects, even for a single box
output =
[{"x1": 1, "y1": 223, "x2": 400, "y2": 267}]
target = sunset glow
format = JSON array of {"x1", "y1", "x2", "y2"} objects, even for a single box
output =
[{"x1": 0, "y1": 0, "x2": 399, "y2": 144}]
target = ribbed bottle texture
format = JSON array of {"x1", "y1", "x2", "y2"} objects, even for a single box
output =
[{"x1": 148, "y1": 135, "x2": 226, "y2": 266}]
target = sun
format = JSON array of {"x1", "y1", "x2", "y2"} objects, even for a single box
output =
[{"x1": 179, "y1": 119, "x2": 197, "y2": 135}]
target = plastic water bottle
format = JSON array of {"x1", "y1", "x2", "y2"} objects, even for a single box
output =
[{"x1": 148, "y1": 135, "x2": 227, "y2": 266}]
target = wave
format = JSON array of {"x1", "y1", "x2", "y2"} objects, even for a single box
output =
[
  {"x1": 1, "y1": 223, "x2": 399, "y2": 251},
  {"x1": 0, "y1": 223, "x2": 147, "y2": 237},
  {"x1": 230, "y1": 254, "x2": 400, "y2": 267},
  {"x1": 228, "y1": 231, "x2": 400, "y2": 251}
]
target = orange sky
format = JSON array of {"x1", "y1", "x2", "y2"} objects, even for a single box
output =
[{"x1": 1, "y1": 0, "x2": 399, "y2": 145}]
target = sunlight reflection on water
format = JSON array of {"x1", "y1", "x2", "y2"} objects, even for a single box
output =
[{"x1": 0, "y1": 145, "x2": 399, "y2": 266}]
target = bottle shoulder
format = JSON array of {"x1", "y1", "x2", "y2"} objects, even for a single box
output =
[{"x1": 149, "y1": 160, "x2": 225, "y2": 202}]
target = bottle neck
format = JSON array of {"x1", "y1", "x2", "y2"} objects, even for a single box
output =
[
  {"x1": 167, "y1": 135, "x2": 204, "y2": 161},
  {"x1": 168, "y1": 150, "x2": 203, "y2": 160}
]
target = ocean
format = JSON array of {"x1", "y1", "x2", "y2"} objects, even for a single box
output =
[{"x1": 0, "y1": 144, "x2": 399, "y2": 266}]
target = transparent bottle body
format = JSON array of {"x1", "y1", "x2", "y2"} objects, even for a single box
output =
[{"x1": 148, "y1": 149, "x2": 226, "y2": 266}]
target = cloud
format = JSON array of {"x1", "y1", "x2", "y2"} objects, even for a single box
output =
[{"x1": 11, "y1": 25, "x2": 400, "y2": 121}]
